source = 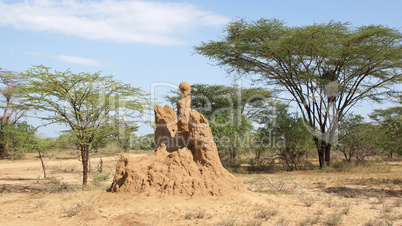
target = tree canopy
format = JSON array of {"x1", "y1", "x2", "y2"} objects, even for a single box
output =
[
  {"x1": 195, "y1": 19, "x2": 402, "y2": 167},
  {"x1": 369, "y1": 97, "x2": 402, "y2": 158},
  {"x1": 166, "y1": 83, "x2": 273, "y2": 122},
  {"x1": 20, "y1": 65, "x2": 148, "y2": 185}
]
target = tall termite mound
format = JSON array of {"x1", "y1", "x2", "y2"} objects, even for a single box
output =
[{"x1": 108, "y1": 82, "x2": 245, "y2": 196}]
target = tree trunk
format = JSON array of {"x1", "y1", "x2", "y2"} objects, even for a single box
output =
[
  {"x1": 230, "y1": 147, "x2": 237, "y2": 159},
  {"x1": 324, "y1": 143, "x2": 332, "y2": 166},
  {"x1": 314, "y1": 137, "x2": 333, "y2": 168},
  {"x1": 0, "y1": 143, "x2": 6, "y2": 158},
  {"x1": 38, "y1": 150, "x2": 47, "y2": 178},
  {"x1": 80, "y1": 144, "x2": 90, "y2": 186},
  {"x1": 314, "y1": 137, "x2": 324, "y2": 168},
  {"x1": 0, "y1": 130, "x2": 7, "y2": 158}
]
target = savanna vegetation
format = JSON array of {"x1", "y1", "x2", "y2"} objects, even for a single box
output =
[
  {"x1": 0, "y1": 18, "x2": 401, "y2": 225},
  {"x1": 1, "y1": 18, "x2": 401, "y2": 182}
]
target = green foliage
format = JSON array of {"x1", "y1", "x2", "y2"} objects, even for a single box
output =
[
  {"x1": 54, "y1": 132, "x2": 79, "y2": 150},
  {"x1": 1, "y1": 121, "x2": 53, "y2": 160},
  {"x1": 166, "y1": 83, "x2": 272, "y2": 162},
  {"x1": 195, "y1": 18, "x2": 402, "y2": 167},
  {"x1": 1, "y1": 121, "x2": 36, "y2": 159},
  {"x1": 20, "y1": 65, "x2": 148, "y2": 185},
  {"x1": 369, "y1": 103, "x2": 402, "y2": 158},
  {"x1": 211, "y1": 110, "x2": 253, "y2": 159},
  {"x1": 131, "y1": 133, "x2": 155, "y2": 151},
  {"x1": 21, "y1": 66, "x2": 147, "y2": 148},
  {"x1": 0, "y1": 69, "x2": 28, "y2": 158},
  {"x1": 337, "y1": 114, "x2": 380, "y2": 163},
  {"x1": 166, "y1": 83, "x2": 272, "y2": 123},
  {"x1": 257, "y1": 104, "x2": 315, "y2": 170}
]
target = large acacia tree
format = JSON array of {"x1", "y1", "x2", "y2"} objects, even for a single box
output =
[
  {"x1": 21, "y1": 66, "x2": 147, "y2": 185},
  {"x1": 195, "y1": 19, "x2": 402, "y2": 168}
]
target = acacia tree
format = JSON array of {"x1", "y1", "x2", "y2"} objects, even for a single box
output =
[
  {"x1": 337, "y1": 114, "x2": 380, "y2": 163},
  {"x1": 258, "y1": 103, "x2": 315, "y2": 170},
  {"x1": 369, "y1": 98, "x2": 402, "y2": 158},
  {"x1": 21, "y1": 66, "x2": 147, "y2": 185},
  {"x1": 195, "y1": 19, "x2": 402, "y2": 167},
  {"x1": 0, "y1": 68, "x2": 27, "y2": 158}
]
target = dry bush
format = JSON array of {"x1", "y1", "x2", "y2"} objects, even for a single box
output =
[
  {"x1": 381, "y1": 204, "x2": 393, "y2": 213},
  {"x1": 217, "y1": 215, "x2": 236, "y2": 226},
  {"x1": 63, "y1": 203, "x2": 84, "y2": 217},
  {"x1": 320, "y1": 160, "x2": 391, "y2": 174},
  {"x1": 34, "y1": 200, "x2": 47, "y2": 209},
  {"x1": 245, "y1": 176, "x2": 297, "y2": 194},
  {"x1": 45, "y1": 177, "x2": 71, "y2": 193},
  {"x1": 340, "y1": 205, "x2": 351, "y2": 215},
  {"x1": 62, "y1": 189, "x2": 100, "y2": 217},
  {"x1": 256, "y1": 207, "x2": 278, "y2": 220},
  {"x1": 275, "y1": 216, "x2": 288, "y2": 226},
  {"x1": 316, "y1": 209, "x2": 324, "y2": 216},
  {"x1": 325, "y1": 212, "x2": 342, "y2": 226},
  {"x1": 376, "y1": 193, "x2": 387, "y2": 204},
  {"x1": 242, "y1": 218, "x2": 263, "y2": 226},
  {"x1": 184, "y1": 207, "x2": 206, "y2": 220},
  {"x1": 394, "y1": 197, "x2": 401, "y2": 207},
  {"x1": 298, "y1": 193, "x2": 316, "y2": 207},
  {"x1": 364, "y1": 219, "x2": 393, "y2": 226},
  {"x1": 299, "y1": 216, "x2": 320, "y2": 226},
  {"x1": 322, "y1": 198, "x2": 337, "y2": 208}
]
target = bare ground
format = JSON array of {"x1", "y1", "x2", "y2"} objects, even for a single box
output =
[{"x1": 0, "y1": 153, "x2": 401, "y2": 225}]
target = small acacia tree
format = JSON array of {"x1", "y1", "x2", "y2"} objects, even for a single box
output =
[
  {"x1": 21, "y1": 66, "x2": 147, "y2": 185},
  {"x1": 337, "y1": 114, "x2": 379, "y2": 164},
  {"x1": 2, "y1": 121, "x2": 36, "y2": 159},
  {"x1": 369, "y1": 102, "x2": 402, "y2": 158},
  {"x1": 195, "y1": 19, "x2": 402, "y2": 167},
  {"x1": 258, "y1": 104, "x2": 315, "y2": 170}
]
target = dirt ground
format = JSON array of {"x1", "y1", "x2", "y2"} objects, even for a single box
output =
[{"x1": 0, "y1": 152, "x2": 401, "y2": 226}]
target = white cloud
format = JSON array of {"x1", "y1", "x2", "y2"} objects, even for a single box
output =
[
  {"x1": 55, "y1": 55, "x2": 101, "y2": 66},
  {"x1": 0, "y1": 0, "x2": 229, "y2": 45}
]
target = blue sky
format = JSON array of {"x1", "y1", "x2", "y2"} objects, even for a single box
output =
[{"x1": 0, "y1": 0, "x2": 401, "y2": 137}]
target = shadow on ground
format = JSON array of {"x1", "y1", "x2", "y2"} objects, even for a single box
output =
[{"x1": 0, "y1": 178, "x2": 72, "y2": 194}]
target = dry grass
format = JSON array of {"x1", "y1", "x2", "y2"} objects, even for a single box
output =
[
  {"x1": 244, "y1": 176, "x2": 297, "y2": 194},
  {"x1": 322, "y1": 197, "x2": 337, "y2": 208},
  {"x1": 298, "y1": 193, "x2": 317, "y2": 207},
  {"x1": 276, "y1": 216, "x2": 288, "y2": 226},
  {"x1": 394, "y1": 197, "x2": 401, "y2": 207},
  {"x1": 217, "y1": 215, "x2": 237, "y2": 226},
  {"x1": 62, "y1": 189, "x2": 101, "y2": 217},
  {"x1": 325, "y1": 212, "x2": 343, "y2": 226},
  {"x1": 364, "y1": 219, "x2": 393, "y2": 226},
  {"x1": 298, "y1": 216, "x2": 320, "y2": 226},
  {"x1": 184, "y1": 207, "x2": 207, "y2": 220},
  {"x1": 242, "y1": 218, "x2": 263, "y2": 226},
  {"x1": 256, "y1": 206, "x2": 279, "y2": 220},
  {"x1": 340, "y1": 204, "x2": 351, "y2": 215},
  {"x1": 1, "y1": 153, "x2": 401, "y2": 225}
]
